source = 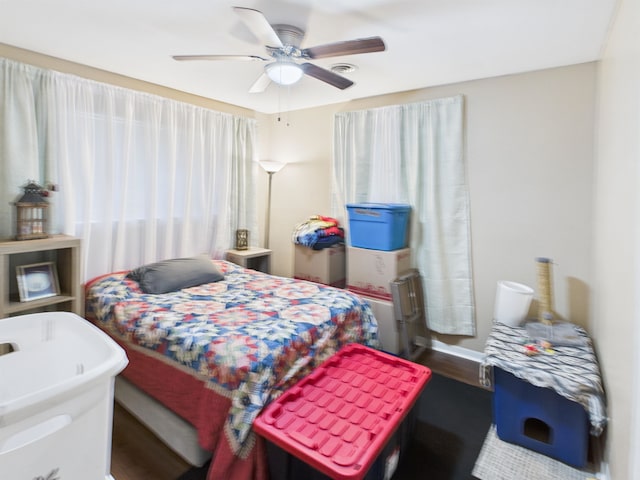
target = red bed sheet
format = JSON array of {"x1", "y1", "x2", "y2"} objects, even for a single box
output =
[{"x1": 121, "y1": 341, "x2": 268, "y2": 480}]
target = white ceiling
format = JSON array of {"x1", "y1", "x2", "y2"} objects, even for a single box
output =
[{"x1": 0, "y1": 0, "x2": 618, "y2": 114}]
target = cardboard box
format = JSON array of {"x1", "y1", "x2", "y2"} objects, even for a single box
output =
[
  {"x1": 346, "y1": 247, "x2": 412, "y2": 301},
  {"x1": 294, "y1": 244, "x2": 346, "y2": 288}
]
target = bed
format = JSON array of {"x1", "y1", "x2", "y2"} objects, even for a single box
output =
[{"x1": 84, "y1": 257, "x2": 379, "y2": 480}]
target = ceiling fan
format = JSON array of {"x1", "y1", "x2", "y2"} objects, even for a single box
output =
[{"x1": 173, "y1": 6, "x2": 386, "y2": 93}]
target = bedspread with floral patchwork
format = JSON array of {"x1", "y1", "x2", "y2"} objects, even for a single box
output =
[{"x1": 85, "y1": 260, "x2": 379, "y2": 458}]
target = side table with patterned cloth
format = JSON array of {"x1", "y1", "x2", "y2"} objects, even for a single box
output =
[{"x1": 480, "y1": 321, "x2": 607, "y2": 467}]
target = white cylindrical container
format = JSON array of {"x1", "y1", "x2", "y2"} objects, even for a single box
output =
[{"x1": 493, "y1": 281, "x2": 534, "y2": 326}]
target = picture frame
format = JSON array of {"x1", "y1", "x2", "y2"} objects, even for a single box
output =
[
  {"x1": 16, "y1": 261, "x2": 60, "y2": 302},
  {"x1": 235, "y1": 229, "x2": 249, "y2": 250}
]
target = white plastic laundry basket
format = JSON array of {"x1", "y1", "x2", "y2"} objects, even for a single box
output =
[{"x1": 0, "y1": 312, "x2": 128, "y2": 480}]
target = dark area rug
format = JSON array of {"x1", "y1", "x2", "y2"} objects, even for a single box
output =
[
  {"x1": 178, "y1": 462, "x2": 209, "y2": 480},
  {"x1": 178, "y1": 372, "x2": 493, "y2": 480},
  {"x1": 394, "y1": 373, "x2": 493, "y2": 480}
]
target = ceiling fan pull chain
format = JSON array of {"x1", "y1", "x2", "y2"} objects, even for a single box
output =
[
  {"x1": 277, "y1": 85, "x2": 281, "y2": 122},
  {"x1": 288, "y1": 88, "x2": 292, "y2": 126}
]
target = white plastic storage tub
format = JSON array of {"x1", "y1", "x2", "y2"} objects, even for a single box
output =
[{"x1": 0, "y1": 312, "x2": 128, "y2": 480}]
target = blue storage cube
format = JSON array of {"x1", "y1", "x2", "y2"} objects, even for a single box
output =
[
  {"x1": 346, "y1": 203, "x2": 411, "y2": 251},
  {"x1": 493, "y1": 368, "x2": 590, "y2": 468}
]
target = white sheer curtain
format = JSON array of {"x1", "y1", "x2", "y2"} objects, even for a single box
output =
[
  {"x1": 332, "y1": 95, "x2": 475, "y2": 335},
  {"x1": 0, "y1": 60, "x2": 45, "y2": 233},
  {"x1": 1, "y1": 58, "x2": 258, "y2": 281}
]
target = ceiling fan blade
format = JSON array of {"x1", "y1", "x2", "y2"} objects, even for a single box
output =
[
  {"x1": 303, "y1": 36, "x2": 386, "y2": 59},
  {"x1": 301, "y1": 63, "x2": 354, "y2": 90},
  {"x1": 172, "y1": 54, "x2": 268, "y2": 62},
  {"x1": 233, "y1": 7, "x2": 284, "y2": 48},
  {"x1": 249, "y1": 73, "x2": 271, "y2": 93}
]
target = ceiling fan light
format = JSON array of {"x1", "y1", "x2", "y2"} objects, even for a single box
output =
[{"x1": 266, "y1": 62, "x2": 303, "y2": 86}]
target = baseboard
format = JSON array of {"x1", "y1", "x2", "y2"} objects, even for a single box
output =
[
  {"x1": 429, "y1": 339, "x2": 485, "y2": 363},
  {"x1": 596, "y1": 463, "x2": 610, "y2": 480},
  {"x1": 592, "y1": 433, "x2": 609, "y2": 480}
]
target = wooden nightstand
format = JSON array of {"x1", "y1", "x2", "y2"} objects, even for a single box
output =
[{"x1": 225, "y1": 247, "x2": 272, "y2": 274}]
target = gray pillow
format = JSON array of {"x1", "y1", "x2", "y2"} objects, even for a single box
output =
[{"x1": 128, "y1": 255, "x2": 224, "y2": 294}]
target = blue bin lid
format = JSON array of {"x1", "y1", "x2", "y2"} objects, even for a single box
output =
[{"x1": 346, "y1": 202, "x2": 411, "y2": 211}]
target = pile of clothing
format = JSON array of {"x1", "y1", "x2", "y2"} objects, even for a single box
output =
[{"x1": 292, "y1": 215, "x2": 345, "y2": 250}]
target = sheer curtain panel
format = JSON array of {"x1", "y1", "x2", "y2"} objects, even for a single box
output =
[
  {"x1": 0, "y1": 58, "x2": 258, "y2": 281},
  {"x1": 332, "y1": 95, "x2": 475, "y2": 335},
  {"x1": 0, "y1": 60, "x2": 45, "y2": 235}
]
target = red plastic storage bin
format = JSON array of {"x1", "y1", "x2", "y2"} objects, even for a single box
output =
[{"x1": 253, "y1": 343, "x2": 431, "y2": 480}]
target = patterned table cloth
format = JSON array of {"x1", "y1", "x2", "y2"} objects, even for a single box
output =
[{"x1": 480, "y1": 321, "x2": 607, "y2": 435}]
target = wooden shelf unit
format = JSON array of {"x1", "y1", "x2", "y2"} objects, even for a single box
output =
[{"x1": 0, "y1": 235, "x2": 81, "y2": 318}]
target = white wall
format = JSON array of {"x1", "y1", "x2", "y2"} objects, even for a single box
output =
[
  {"x1": 593, "y1": 0, "x2": 640, "y2": 476},
  {"x1": 255, "y1": 106, "x2": 337, "y2": 272},
  {"x1": 263, "y1": 63, "x2": 597, "y2": 354}
]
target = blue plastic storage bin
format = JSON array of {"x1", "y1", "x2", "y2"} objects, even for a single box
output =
[
  {"x1": 346, "y1": 203, "x2": 411, "y2": 251},
  {"x1": 493, "y1": 368, "x2": 590, "y2": 468}
]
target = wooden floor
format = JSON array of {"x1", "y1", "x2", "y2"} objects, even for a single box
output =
[
  {"x1": 110, "y1": 348, "x2": 485, "y2": 480},
  {"x1": 111, "y1": 402, "x2": 192, "y2": 480},
  {"x1": 416, "y1": 347, "x2": 488, "y2": 389}
]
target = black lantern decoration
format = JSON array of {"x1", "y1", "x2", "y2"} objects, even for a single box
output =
[
  {"x1": 15, "y1": 181, "x2": 49, "y2": 241},
  {"x1": 235, "y1": 229, "x2": 249, "y2": 250}
]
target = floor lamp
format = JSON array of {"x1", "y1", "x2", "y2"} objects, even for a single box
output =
[{"x1": 259, "y1": 160, "x2": 285, "y2": 249}]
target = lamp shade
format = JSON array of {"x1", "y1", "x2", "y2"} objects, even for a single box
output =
[
  {"x1": 265, "y1": 61, "x2": 303, "y2": 86},
  {"x1": 259, "y1": 160, "x2": 286, "y2": 173}
]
